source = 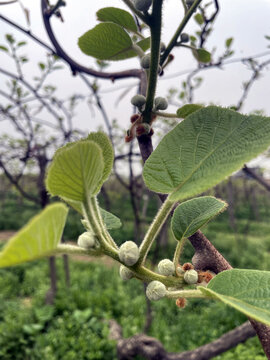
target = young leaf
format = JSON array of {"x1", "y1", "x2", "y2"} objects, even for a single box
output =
[
  {"x1": 177, "y1": 104, "x2": 203, "y2": 118},
  {"x1": 194, "y1": 13, "x2": 204, "y2": 25},
  {"x1": 100, "y1": 208, "x2": 122, "y2": 230},
  {"x1": 87, "y1": 132, "x2": 114, "y2": 187},
  {"x1": 46, "y1": 140, "x2": 104, "y2": 202},
  {"x1": 62, "y1": 198, "x2": 121, "y2": 230},
  {"x1": 225, "y1": 37, "x2": 233, "y2": 48},
  {"x1": 0, "y1": 45, "x2": 8, "y2": 52},
  {"x1": 193, "y1": 48, "x2": 211, "y2": 63},
  {"x1": 97, "y1": 7, "x2": 137, "y2": 33},
  {"x1": 0, "y1": 203, "x2": 68, "y2": 268},
  {"x1": 78, "y1": 23, "x2": 134, "y2": 61},
  {"x1": 143, "y1": 106, "x2": 270, "y2": 202},
  {"x1": 199, "y1": 269, "x2": 270, "y2": 327},
  {"x1": 171, "y1": 196, "x2": 227, "y2": 241}
]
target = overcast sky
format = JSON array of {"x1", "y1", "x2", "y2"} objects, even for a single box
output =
[{"x1": 1, "y1": 0, "x2": 270, "y2": 152}]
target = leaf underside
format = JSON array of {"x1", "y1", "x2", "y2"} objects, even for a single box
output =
[
  {"x1": 0, "y1": 203, "x2": 68, "y2": 268},
  {"x1": 78, "y1": 23, "x2": 149, "y2": 61},
  {"x1": 143, "y1": 106, "x2": 270, "y2": 202},
  {"x1": 97, "y1": 7, "x2": 137, "y2": 32},
  {"x1": 171, "y1": 196, "x2": 227, "y2": 241},
  {"x1": 199, "y1": 269, "x2": 270, "y2": 326}
]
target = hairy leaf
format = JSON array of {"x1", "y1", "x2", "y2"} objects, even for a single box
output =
[
  {"x1": 100, "y1": 208, "x2": 122, "y2": 229},
  {"x1": 194, "y1": 48, "x2": 211, "y2": 63},
  {"x1": 172, "y1": 196, "x2": 227, "y2": 241},
  {"x1": 46, "y1": 140, "x2": 104, "y2": 201},
  {"x1": 87, "y1": 132, "x2": 114, "y2": 189},
  {"x1": 97, "y1": 7, "x2": 137, "y2": 32},
  {"x1": 177, "y1": 104, "x2": 203, "y2": 118},
  {"x1": 143, "y1": 106, "x2": 270, "y2": 202},
  {"x1": 0, "y1": 203, "x2": 68, "y2": 267},
  {"x1": 79, "y1": 23, "x2": 134, "y2": 61},
  {"x1": 63, "y1": 198, "x2": 121, "y2": 230},
  {"x1": 199, "y1": 269, "x2": 270, "y2": 326}
]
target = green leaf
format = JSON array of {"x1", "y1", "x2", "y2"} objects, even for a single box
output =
[
  {"x1": 62, "y1": 198, "x2": 121, "y2": 230},
  {"x1": 97, "y1": 7, "x2": 137, "y2": 33},
  {"x1": 87, "y1": 132, "x2": 114, "y2": 189},
  {"x1": 100, "y1": 208, "x2": 122, "y2": 229},
  {"x1": 194, "y1": 13, "x2": 204, "y2": 25},
  {"x1": 0, "y1": 203, "x2": 68, "y2": 268},
  {"x1": 46, "y1": 140, "x2": 104, "y2": 201},
  {"x1": 225, "y1": 37, "x2": 233, "y2": 48},
  {"x1": 78, "y1": 23, "x2": 134, "y2": 61},
  {"x1": 177, "y1": 104, "x2": 203, "y2": 118},
  {"x1": 193, "y1": 48, "x2": 211, "y2": 63},
  {"x1": 0, "y1": 45, "x2": 8, "y2": 52},
  {"x1": 171, "y1": 196, "x2": 227, "y2": 241},
  {"x1": 143, "y1": 106, "x2": 270, "y2": 202},
  {"x1": 199, "y1": 269, "x2": 270, "y2": 326}
]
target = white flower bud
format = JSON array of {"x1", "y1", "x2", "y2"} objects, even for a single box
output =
[
  {"x1": 77, "y1": 232, "x2": 95, "y2": 249},
  {"x1": 119, "y1": 265, "x2": 133, "y2": 281},
  {"x1": 131, "y1": 94, "x2": 146, "y2": 108},
  {"x1": 140, "y1": 54, "x2": 151, "y2": 69},
  {"x1": 184, "y1": 269, "x2": 198, "y2": 284},
  {"x1": 134, "y1": 0, "x2": 152, "y2": 12},
  {"x1": 160, "y1": 42, "x2": 166, "y2": 53},
  {"x1": 146, "y1": 281, "x2": 166, "y2": 301},
  {"x1": 158, "y1": 259, "x2": 175, "y2": 276},
  {"x1": 119, "y1": 241, "x2": 139, "y2": 266},
  {"x1": 154, "y1": 96, "x2": 168, "y2": 110},
  {"x1": 177, "y1": 266, "x2": 185, "y2": 275}
]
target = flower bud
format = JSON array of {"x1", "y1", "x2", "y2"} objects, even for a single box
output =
[
  {"x1": 119, "y1": 241, "x2": 139, "y2": 266},
  {"x1": 176, "y1": 297, "x2": 187, "y2": 308},
  {"x1": 140, "y1": 53, "x2": 151, "y2": 69},
  {"x1": 146, "y1": 281, "x2": 166, "y2": 301},
  {"x1": 186, "y1": 0, "x2": 195, "y2": 8},
  {"x1": 182, "y1": 262, "x2": 194, "y2": 271},
  {"x1": 134, "y1": 0, "x2": 152, "y2": 12},
  {"x1": 160, "y1": 42, "x2": 166, "y2": 53},
  {"x1": 158, "y1": 259, "x2": 175, "y2": 276},
  {"x1": 184, "y1": 269, "x2": 198, "y2": 284},
  {"x1": 119, "y1": 265, "x2": 134, "y2": 281},
  {"x1": 130, "y1": 114, "x2": 140, "y2": 123},
  {"x1": 177, "y1": 266, "x2": 185, "y2": 275},
  {"x1": 180, "y1": 33, "x2": 189, "y2": 43},
  {"x1": 136, "y1": 123, "x2": 151, "y2": 136},
  {"x1": 77, "y1": 232, "x2": 95, "y2": 249},
  {"x1": 131, "y1": 94, "x2": 146, "y2": 108},
  {"x1": 154, "y1": 96, "x2": 168, "y2": 110}
]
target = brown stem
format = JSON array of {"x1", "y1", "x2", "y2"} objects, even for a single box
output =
[{"x1": 112, "y1": 320, "x2": 255, "y2": 360}]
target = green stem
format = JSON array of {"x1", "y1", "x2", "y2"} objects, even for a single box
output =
[
  {"x1": 173, "y1": 237, "x2": 187, "y2": 268},
  {"x1": 89, "y1": 197, "x2": 118, "y2": 249},
  {"x1": 83, "y1": 198, "x2": 119, "y2": 259},
  {"x1": 138, "y1": 197, "x2": 174, "y2": 265},
  {"x1": 135, "y1": 266, "x2": 184, "y2": 287},
  {"x1": 153, "y1": 111, "x2": 180, "y2": 118},
  {"x1": 160, "y1": 0, "x2": 203, "y2": 66},
  {"x1": 55, "y1": 244, "x2": 102, "y2": 257},
  {"x1": 132, "y1": 43, "x2": 145, "y2": 58},
  {"x1": 122, "y1": 0, "x2": 151, "y2": 25},
  {"x1": 142, "y1": 0, "x2": 163, "y2": 123},
  {"x1": 166, "y1": 289, "x2": 207, "y2": 299}
]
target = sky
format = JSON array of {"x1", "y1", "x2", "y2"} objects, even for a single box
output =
[{"x1": 1, "y1": 0, "x2": 270, "y2": 170}]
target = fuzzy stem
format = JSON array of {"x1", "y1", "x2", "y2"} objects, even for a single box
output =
[
  {"x1": 138, "y1": 197, "x2": 174, "y2": 265},
  {"x1": 160, "y1": 0, "x2": 203, "y2": 66},
  {"x1": 55, "y1": 244, "x2": 102, "y2": 257},
  {"x1": 173, "y1": 237, "x2": 187, "y2": 269},
  {"x1": 166, "y1": 289, "x2": 207, "y2": 299},
  {"x1": 153, "y1": 111, "x2": 181, "y2": 118},
  {"x1": 142, "y1": 0, "x2": 163, "y2": 123},
  {"x1": 89, "y1": 197, "x2": 118, "y2": 249},
  {"x1": 83, "y1": 198, "x2": 119, "y2": 260}
]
